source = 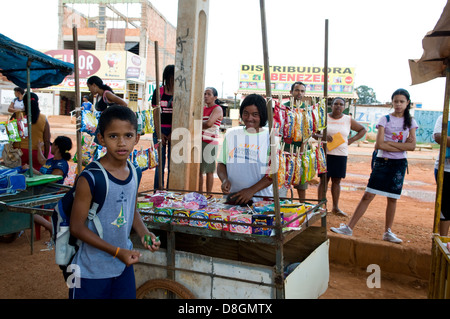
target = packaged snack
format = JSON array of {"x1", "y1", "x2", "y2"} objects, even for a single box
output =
[
  {"x1": 229, "y1": 214, "x2": 252, "y2": 234},
  {"x1": 189, "y1": 210, "x2": 209, "y2": 228},
  {"x1": 133, "y1": 147, "x2": 149, "y2": 171},
  {"x1": 184, "y1": 192, "x2": 208, "y2": 209},
  {"x1": 208, "y1": 213, "x2": 223, "y2": 230},
  {"x1": 81, "y1": 109, "x2": 98, "y2": 135},
  {"x1": 292, "y1": 148, "x2": 302, "y2": 186},
  {"x1": 7, "y1": 120, "x2": 21, "y2": 142},
  {"x1": 149, "y1": 142, "x2": 159, "y2": 169},
  {"x1": 284, "y1": 147, "x2": 295, "y2": 187},
  {"x1": 293, "y1": 109, "x2": 302, "y2": 142},
  {"x1": 316, "y1": 142, "x2": 327, "y2": 174},
  {"x1": 153, "y1": 207, "x2": 173, "y2": 223},
  {"x1": 252, "y1": 214, "x2": 274, "y2": 236},
  {"x1": 284, "y1": 109, "x2": 295, "y2": 141},
  {"x1": 173, "y1": 209, "x2": 190, "y2": 225},
  {"x1": 0, "y1": 122, "x2": 9, "y2": 142},
  {"x1": 317, "y1": 99, "x2": 327, "y2": 131},
  {"x1": 300, "y1": 150, "x2": 310, "y2": 184}
]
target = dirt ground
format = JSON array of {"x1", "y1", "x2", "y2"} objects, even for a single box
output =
[{"x1": 0, "y1": 115, "x2": 439, "y2": 299}]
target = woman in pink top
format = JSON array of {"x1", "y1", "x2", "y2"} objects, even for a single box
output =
[
  {"x1": 199, "y1": 87, "x2": 223, "y2": 193},
  {"x1": 316, "y1": 97, "x2": 366, "y2": 217},
  {"x1": 331, "y1": 89, "x2": 418, "y2": 243}
]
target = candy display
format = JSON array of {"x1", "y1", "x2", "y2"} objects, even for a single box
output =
[{"x1": 138, "y1": 191, "x2": 323, "y2": 236}]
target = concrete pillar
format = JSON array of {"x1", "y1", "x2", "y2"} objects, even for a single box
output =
[{"x1": 170, "y1": 0, "x2": 209, "y2": 191}]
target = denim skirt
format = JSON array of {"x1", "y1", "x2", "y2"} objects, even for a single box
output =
[{"x1": 366, "y1": 157, "x2": 407, "y2": 199}]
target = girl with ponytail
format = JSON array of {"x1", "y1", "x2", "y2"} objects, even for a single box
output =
[
  {"x1": 23, "y1": 135, "x2": 73, "y2": 185},
  {"x1": 331, "y1": 88, "x2": 418, "y2": 244},
  {"x1": 87, "y1": 76, "x2": 127, "y2": 112}
]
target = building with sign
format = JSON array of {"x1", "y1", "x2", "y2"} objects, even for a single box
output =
[
  {"x1": 237, "y1": 64, "x2": 359, "y2": 105},
  {"x1": 0, "y1": 0, "x2": 176, "y2": 115}
]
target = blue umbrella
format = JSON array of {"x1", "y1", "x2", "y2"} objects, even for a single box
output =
[{"x1": 0, "y1": 33, "x2": 74, "y2": 175}]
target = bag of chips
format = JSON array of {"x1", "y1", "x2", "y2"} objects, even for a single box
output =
[
  {"x1": 81, "y1": 109, "x2": 98, "y2": 135},
  {"x1": 7, "y1": 120, "x2": 21, "y2": 142},
  {"x1": 316, "y1": 141, "x2": 327, "y2": 174}
]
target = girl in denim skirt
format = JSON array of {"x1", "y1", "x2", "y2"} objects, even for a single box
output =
[{"x1": 331, "y1": 89, "x2": 418, "y2": 243}]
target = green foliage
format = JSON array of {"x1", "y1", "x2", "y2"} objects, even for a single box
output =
[{"x1": 356, "y1": 85, "x2": 380, "y2": 104}]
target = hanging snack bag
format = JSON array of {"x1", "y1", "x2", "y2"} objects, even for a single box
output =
[
  {"x1": 144, "y1": 109, "x2": 155, "y2": 134},
  {"x1": 293, "y1": 148, "x2": 302, "y2": 186},
  {"x1": 81, "y1": 109, "x2": 98, "y2": 135},
  {"x1": 300, "y1": 150, "x2": 310, "y2": 184},
  {"x1": 277, "y1": 148, "x2": 286, "y2": 188},
  {"x1": 283, "y1": 109, "x2": 295, "y2": 142},
  {"x1": 284, "y1": 146, "x2": 295, "y2": 187},
  {"x1": 311, "y1": 104, "x2": 319, "y2": 133},
  {"x1": 316, "y1": 141, "x2": 327, "y2": 174},
  {"x1": 0, "y1": 122, "x2": 10, "y2": 142},
  {"x1": 7, "y1": 119, "x2": 21, "y2": 142},
  {"x1": 317, "y1": 99, "x2": 327, "y2": 131},
  {"x1": 133, "y1": 147, "x2": 149, "y2": 172},
  {"x1": 308, "y1": 146, "x2": 317, "y2": 180},
  {"x1": 149, "y1": 142, "x2": 159, "y2": 169}
]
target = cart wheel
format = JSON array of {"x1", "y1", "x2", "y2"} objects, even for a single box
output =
[{"x1": 136, "y1": 279, "x2": 196, "y2": 299}]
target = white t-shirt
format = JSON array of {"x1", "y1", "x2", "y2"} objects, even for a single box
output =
[
  {"x1": 433, "y1": 114, "x2": 450, "y2": 172},
  {"x1": 327, "y1": 114, "x2": 351, "y2": 156},
  {"x1": 13, "y1": 98, "x2": 24, "y2": 111},
  {"x1": 218, "y1": 126, "x2": 273, "y2": 199}
]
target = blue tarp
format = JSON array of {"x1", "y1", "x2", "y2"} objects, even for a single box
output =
[{"x1": 0, "y1": 33, "x2": 73, "y2": 88}]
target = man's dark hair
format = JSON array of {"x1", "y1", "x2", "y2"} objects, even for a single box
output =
[{"x1": 97, "y1": 105, "x2": 138, "y2": 136}]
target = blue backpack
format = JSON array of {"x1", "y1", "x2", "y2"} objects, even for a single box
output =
[{"x1": 51, "y1": 160, "x2": 141, "y2": 277}]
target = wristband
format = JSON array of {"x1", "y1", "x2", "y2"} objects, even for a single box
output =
[{"x1": 113, "y1": 247, "x2": 120, "y2": 258}]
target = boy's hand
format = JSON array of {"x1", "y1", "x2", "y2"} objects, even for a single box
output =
[
  {"x1": 142, "y1": 233, "x2": 161, "y2": 252},
  {"x1": 117, "y1": 248, "x2": 141, "y2": 266}
]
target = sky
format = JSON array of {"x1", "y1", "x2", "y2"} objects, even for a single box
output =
[{"x1": 0, "y1": 0, "x2": 448, "y2": 110}]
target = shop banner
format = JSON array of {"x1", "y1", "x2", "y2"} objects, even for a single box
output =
[
  {"x1": 42, "y1": 49, "x2": 146, "y2": 91},
  {"x1": 239, "y1": 64, "x2": 355, "y2": 95}
]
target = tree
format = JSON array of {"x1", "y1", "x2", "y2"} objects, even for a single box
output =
[{"x1": 356, "y1": 85, "x2": 379, "y2": 104}]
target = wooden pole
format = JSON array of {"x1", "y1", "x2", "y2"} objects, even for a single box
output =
[
  {"x1": 170, "y1": 0, "x2": 209, "y2": 191},
  {"x1": 433, "y1": 60, "x2": 449, "y2": 235},
  {"x1": 26, "y1": 59, "x2": 33, "y2": 177},
  {"x1": 428, "y1": 60, "x2": 450, "y2": 299},
  {"x1": 259, "y1": 0, "x2": 283, "y2": 299},
  {"x1": 154, "y1": 41, "x2": 163, "y2": 190},
  {"x1": 320, "y1": 19, "x2": 329, "y2": 219},
  {"x1": 73, "y1": 26, "x2": 82, "y2": 175}
]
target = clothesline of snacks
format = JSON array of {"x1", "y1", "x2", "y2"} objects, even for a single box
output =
[
  {"x1": 270, "y1": 98, "x2": 328, "y2": 189},
  {"x1": 77, "y1": 109, "x2": 159, "y2": 171},
  {"x1": 138, "y1": 191, "x2": 325, "y2": 236}
]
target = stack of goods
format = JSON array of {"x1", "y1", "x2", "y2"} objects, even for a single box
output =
[
  {"x1": 77, "y1": 108, "x2": 157, "y2": 170},
  {"x1": 138, "y1": 191, "x2": 323, "y2": 236},
  {"x1": 268, "y1": 98, "x2": 328, "y2": 188}
]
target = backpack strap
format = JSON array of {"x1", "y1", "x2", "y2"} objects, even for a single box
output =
[{"x1": 85, "y1": 160, "x2": 109, "y2": 239}]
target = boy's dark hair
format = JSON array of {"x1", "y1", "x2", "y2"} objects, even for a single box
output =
[
  {"x1": 14, "y1": 87, "x2": 24, "y2": 95},
  {"x1": 53, "y1": 136, "x2": 73, "y2": 161},
  {"x1": 97, "y1": 105, "x2": 138, "y2": 136},
  {"x1": 239, "y1": 94, "x2": 268, "y2": 127}
]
